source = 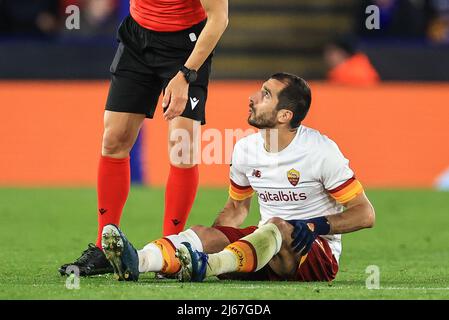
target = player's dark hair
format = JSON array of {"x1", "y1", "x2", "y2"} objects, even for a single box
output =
[{"x1": 270, "y1": 72, "x2": 312, "y2": 128}]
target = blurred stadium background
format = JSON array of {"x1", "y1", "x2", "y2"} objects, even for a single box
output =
[{"x1": 1, "y1": 0, "x2": 449, "y2": 299}]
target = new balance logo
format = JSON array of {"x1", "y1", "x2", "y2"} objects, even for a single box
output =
[
  {"x1": 252, "y1": 169, "x2": 262, "y2": 178},
  {"x1": 99, "y1": 208, "x2": 107, "y2": 215},
  {"x1": 190, "y1": 97, "x2": 199, "y2": 110},
  {"x1": 172, "y1": 219, "x2": 181, "y2": 226}
]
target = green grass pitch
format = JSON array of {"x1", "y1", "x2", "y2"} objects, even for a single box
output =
[{"x1": 0, "y1": 187, "x2": 448, "y2": 299}]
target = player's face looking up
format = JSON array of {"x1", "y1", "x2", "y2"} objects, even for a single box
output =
[{"x1": 248, "y1": 79, "x2": 288, "y2": 129}]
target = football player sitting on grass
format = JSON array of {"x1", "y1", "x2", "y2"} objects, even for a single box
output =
[{"x1": 100, "y1": 72, "x2": 375, "y2": 282}]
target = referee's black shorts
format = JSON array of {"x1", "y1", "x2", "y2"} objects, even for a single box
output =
[{"x1": 106, "y1": 15, "x2": 212, "y2": 125}]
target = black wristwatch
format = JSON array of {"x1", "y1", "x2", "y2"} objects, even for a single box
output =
[{"x1": 180, "y1": 65, "x2": 197, "y2": 83}]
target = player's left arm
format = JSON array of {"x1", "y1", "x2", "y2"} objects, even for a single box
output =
[
  {"x1": 326, "y1": 191, "x2": 375, "y2": 234},
  {"x1": 290, "y1": 137, "x2": 375, "y2": 254},
  {"x1": 162, "y1": 0, "x2": 228, "y2": 120},
  {"x1": 290, "y1": 190, "x2": 375, "y2": 254},
  {"x1": 319, "y1": 138, "x2": 375, "y2": 234}
]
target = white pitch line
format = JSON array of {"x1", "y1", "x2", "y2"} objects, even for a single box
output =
[
  {"x1": 372, "y1": 287, "x2": 449, "y2": 291},
  {"x1": 137, "y1": 284, "x2": 449, "y2": 291}
]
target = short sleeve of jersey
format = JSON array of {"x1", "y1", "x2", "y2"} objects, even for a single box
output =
[
  {"x1": 320, "y1": 137, "x2": 363, "y2": 204},
  {"x1": 229, "y1": 140, "x2": 253, "y2": 201}
]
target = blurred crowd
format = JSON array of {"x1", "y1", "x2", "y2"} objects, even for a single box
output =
[
  {"x1": 1, "y1": 0, "x2": 448, "y2": 43},
  {"x1": 0, "y1": 0, "x2": 123, "y2": 37},
  {"x1": 323, "y1": 36, "x2": 380, "y2": 86},
  {"x1": 1, "y1": 0, "x2": 448, "y2": 82},
  {"x1": 356, "y1": 0, "x2": 449, "y2": 44},
  {"x1": 327, "y1": 0, "x2": 449, "y2": 84}
]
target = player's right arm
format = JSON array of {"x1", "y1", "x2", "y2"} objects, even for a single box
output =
[
  {"x1": 213, "y1": 139, "x2": 253, "y2": 227},
  {"x1": 213, "y1": 196, "x2": 252, "y2": 228}
]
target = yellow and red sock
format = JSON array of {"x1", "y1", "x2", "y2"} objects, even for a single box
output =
[
  {"x1": 206, "y1": 224, "x2": 282, "y2": 277},
  {"x1": 163, "y1": 165, "x2": 199, "y2": 236},
  {"x1": 95, "y1": 155, "x2": 130, "y2": 248},
  {"x1": 152, "y1": 238, "x2": 181, "y2": 274},
  {"x1": 224, "y1": 240, "x2": 257, "y2": 273}
]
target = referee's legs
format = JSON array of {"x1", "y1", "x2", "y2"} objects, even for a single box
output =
[
  {"x1": 95, "y1": 111, "x2": 146, "y2": 247},
  {"x1": 164, "y1": 116, "x2": 201, "y2": 235}
]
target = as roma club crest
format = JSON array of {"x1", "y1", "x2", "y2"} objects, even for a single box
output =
[{"x1": 287, "y1": 169, "x2": 300, "y2": 186}]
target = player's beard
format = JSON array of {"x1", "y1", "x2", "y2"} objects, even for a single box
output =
[{"x1": 248, "y1": 108, "x2": 278, "y2": 129}]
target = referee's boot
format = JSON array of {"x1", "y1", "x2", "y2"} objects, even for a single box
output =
[{"x1": 58, "y1": 243, "x2": 113, "y2": 276}]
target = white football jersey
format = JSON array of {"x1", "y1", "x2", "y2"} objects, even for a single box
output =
[{"x1": 228, "y1": 125, "x2": 364, "y2": 262}]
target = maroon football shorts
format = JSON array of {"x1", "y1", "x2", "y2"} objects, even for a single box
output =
[{"x1": 213, "y1": 225, "x2": 338, "y2": 282}]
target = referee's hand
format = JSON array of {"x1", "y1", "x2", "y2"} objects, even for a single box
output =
[{"x1": 163, "y1": 72, "x2": 189, "y2": 121}]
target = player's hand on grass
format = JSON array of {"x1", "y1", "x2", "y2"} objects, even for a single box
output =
[{"x1": 163, "y1": 72, "x2": 189, "y2": 121}]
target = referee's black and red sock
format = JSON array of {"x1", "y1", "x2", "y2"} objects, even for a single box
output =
[
  {"x1": 95, "y1": 155, "x2": 130, "y2": 248},
  {"x1": 163, "y1": 164, "x2": 199, "y2": 236}
]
